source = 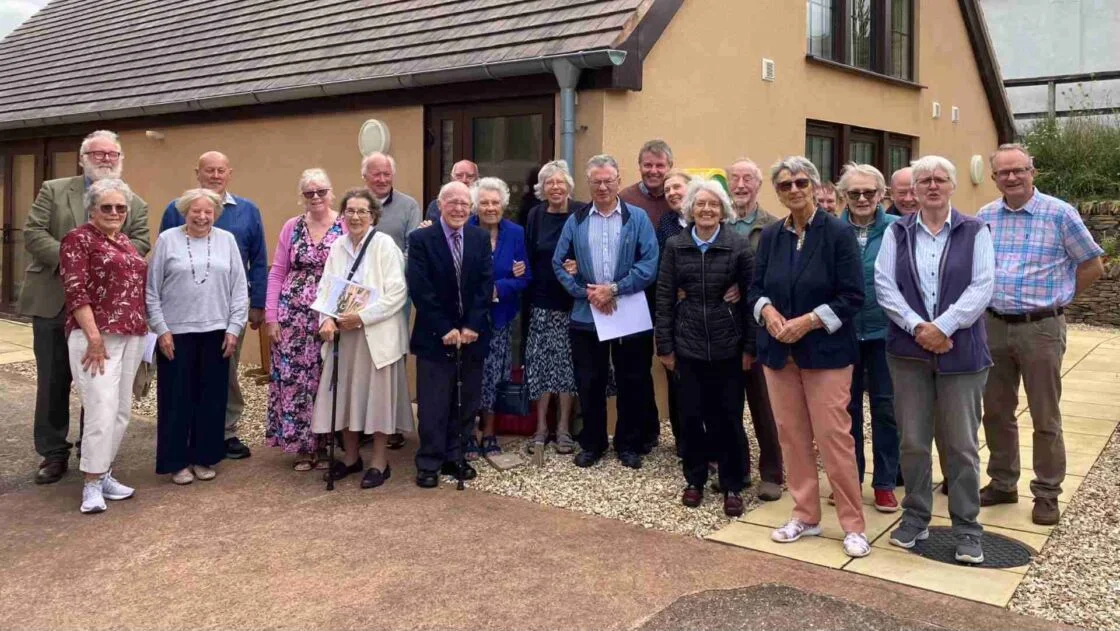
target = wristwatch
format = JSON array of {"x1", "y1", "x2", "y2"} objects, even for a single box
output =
[{"x1": 610, "y1": 283, "x2": 619, "y2": 296}]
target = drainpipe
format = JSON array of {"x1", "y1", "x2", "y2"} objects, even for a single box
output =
[{"x1": 551, "y1": 58, "x2": 582, "y2": 169}]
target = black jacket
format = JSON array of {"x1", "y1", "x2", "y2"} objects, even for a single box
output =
[{"x1": 655, "y1": 224, "x2": 756, "y2": 362}]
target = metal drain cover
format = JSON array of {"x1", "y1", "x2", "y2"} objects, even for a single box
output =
[{"x1": 909, "y1": 526, "x2": 1035, "y2": 569}]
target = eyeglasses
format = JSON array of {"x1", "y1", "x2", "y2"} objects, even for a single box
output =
[
  {"x1": 84, "y1": 151, "x2": 121, "y2": 161},
  {"x1": 589, "y1": 178, "x2": 619, "y2": 189},
  {"x1": 916, "y1": 176, "x2": 951, "y2": 187},
  {"x1": 442, "y1": 200, "x2": 471, "y2": 209},
  {"x1": 845, "y1": 190, "x2": 879, "y2": 201},
  {"x1": 97, "y1": 204, "x2": 128, "y2": 215},
  {"x1": 994, "y1": 167, "x2": 1032, "y2": 179},
  {"x1": 692, "y1": 200, "x2": 723, "y2": 210},
  {"x1": 302, "y1": 189, "x2": 330, "y2": 199},
  {"x1": 776, "y1": 178, "x2": 812, "y2": 193},
  {"x1": 343, "y1": 208, "x2": 371, "y2": 216}
]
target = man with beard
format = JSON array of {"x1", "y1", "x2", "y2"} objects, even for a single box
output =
[
  {"x1": 159, "y1": 151, "x2": 267, "y2": 461},
  {"x1": 22, "y1": 130, "x2": 150, "y2": 484}
]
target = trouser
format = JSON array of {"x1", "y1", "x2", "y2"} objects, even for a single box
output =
[
  {"x1": 32, "y1": 312, "x2": 74, "y2": 462},
  {"x1": 156, "y1": 331, "x2": 229, "y2": 474},
  {"x1": 677, "y1": 357, "x2": 745, "y2": 492},
  {"x1": 743, "y1": 361, "x2": 784, "y2": 484},
  {"x1": 415, "y1": 355, "x2": 483, "y2": 473},
  {"x1": 224, "y1": 325, "x2": 247, "y2": 440},
  {"x1": 982, "y1": 313, "x2": 1067, "y2": 499},
  {"x1": 569, "y1": 329, "x2": 654, "y2": 455},
  {"x1": 764, "y1": 360, "x2": 865, "y2": 533},
  {"x1": 665, "y1": 366, "x2": 681, "y2": 447},
  {"x1": 888, "y1": 355, "x2": 986, "y2": 537},
  {"x1": 67, "y1": 332, "x2": 144, "y2": 474},
  {"x1": 848, "y1": 339, "x2": 900, "y2": 489}
]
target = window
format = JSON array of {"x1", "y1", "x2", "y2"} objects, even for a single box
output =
[
  {"x1": 805, "y1": 0, "x2": 914, "y2": 81},
  {"x1": 805, "y1": 120, "x2": 915, "y2": 182}
]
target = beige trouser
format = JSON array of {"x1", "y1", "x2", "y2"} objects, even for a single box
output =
[
  {"x1": 224, "y1": 326, "x2": 246, "y2": 440},
  {"x1": 67, "y1": 332, "x2": 145, "y2": 474}
]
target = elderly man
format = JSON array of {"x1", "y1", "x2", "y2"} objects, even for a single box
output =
[
  {"x1": 159, "y1": 151, "x2": 266, "y2": 460},
  {"x1": 875, "y1": 155, "x2": 994, "y2": 565},
  {"x1": 978, "y1": 143, "x2": 1104, "y2": 526},
  {"x1": 815, "y1": 180, "x2": 839, "y2": 215},
  {"x1": 407, "y1": 181, "x2": 493, "y2": 488},
  {"x1": 22, "y1": 130, "x2": 149, "y2": 484},
  {"x1": 723, "y1": 157, "x2": 783, "y2": 501},
  {"x1": 425, "y1": 160, "x2": 478, "y2": 222},
  {"x1": 619, "y1": 139, "x2": 673, "y2": 228},
  {"x1": 553, "y1": 155, "x2": 659, "y2": 469},
  {"x1": 885, "y1": 167, "x2": 919, "y2": 216}
]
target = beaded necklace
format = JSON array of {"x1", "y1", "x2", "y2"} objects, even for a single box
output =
[{"x1": 183, "y1": 226, "x2": 212, "y2": 285}]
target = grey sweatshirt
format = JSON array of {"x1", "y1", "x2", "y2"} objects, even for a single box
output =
[{"x1": 146, "y1": 226, "x2": 248, "y2": 337}]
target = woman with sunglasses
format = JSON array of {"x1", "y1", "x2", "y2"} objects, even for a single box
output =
[
  {"x1": 747, "y1": 156, "x2": 869, "y2": 558},
  {"x1": 264, "y1": 169, "x2": 344, "y2": 470}
]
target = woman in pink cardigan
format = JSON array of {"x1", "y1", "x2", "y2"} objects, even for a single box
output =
[{"x1": 264, "y1": 168, "x2": 344, "y2": 470}]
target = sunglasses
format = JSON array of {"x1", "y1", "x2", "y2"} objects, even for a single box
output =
[
  {"x1": 776, "y1": 178, "x2": 812, "y2": 193},
  {"x1": 98, "y1": 204, "x2": 128, "y2": 215},
  {"x1": 302, "y1": 189, "x2": 330, "y2": 199},
  {"x1": 845, "y1": 190, "x2": 878, "y2": 201}
]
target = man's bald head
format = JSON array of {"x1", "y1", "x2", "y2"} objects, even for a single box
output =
[
  {"x1": 450, "y1": 160, "x2": 479, "y2": 186},
  {"x1": 196, "y1": 151, "x2": 232, "y2": 195}
]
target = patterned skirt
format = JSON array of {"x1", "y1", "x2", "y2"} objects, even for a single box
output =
[
  {"x1": 525, "y1": 307, "x2": 577, "y2": 399},
  {"x1": 481, "y1": 323, "x2": 513, "y2": 411}
]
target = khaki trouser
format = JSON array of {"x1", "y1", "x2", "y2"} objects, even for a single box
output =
[
  {"x1": 224, "y1": 326, "x2": 246, "y2": 440},
  {"x1": 981, "y1": 313, "x2": 1067, "y2": 499}
]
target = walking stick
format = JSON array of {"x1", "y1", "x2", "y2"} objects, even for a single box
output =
[
  {"x1": 326, "y1": 335, "x2": 340, "y2": 491},
  {"x1": 456, "y1": 345, "x2": 466, "y2": 491}
]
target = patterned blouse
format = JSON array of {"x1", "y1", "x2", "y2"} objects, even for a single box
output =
[{"x1": 60, "y1": 222, "x2": 148, "y2": 336}]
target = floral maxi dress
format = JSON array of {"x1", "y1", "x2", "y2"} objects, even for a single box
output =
[{"x1": 265, "y1": 217, "x2": 344, "y2": 454}]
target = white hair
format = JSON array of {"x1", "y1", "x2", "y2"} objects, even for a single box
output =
[
  {"x1": 727, "y1": 157, "x2": 763, "y2": 182},
  {"x1": 175, "y1": 188, "x2": 224, "y2": 219},
  {"x1": 83, "y1": 178, "x2": 133, "y2": 212},
  {"x1": 80, "y1": 130, "x2": 121, "y2": 155},
  {"x1": 298, "y1": 168, "x2": 331, "y2": 192},
  {"x1": 769, "y1": 156, "x2": 822, "y2": 187},
  {"x1": 438, "y1": 180, "x2": 470, "y2": 201},
  {"x1": 449, "y1": 160, "x2": 478, "y2": 179},
  {"x1": 681, "y1": 178, "x2": 735, "y2": 224},
  {"x1": 534, "y1": 160, "x2": 574, "y2": 200},
  {"x1": 911, "y1": 155, "x2": 957, "y2": 188},
  {"x1": 471, "y1": 177, "x2": 510, "y2": 211},
  {"x1": 837, "y1": 163, "x2": 887, "y2": 194},
  {"x1": 585, "y1": 154, "x2": 620, "y2": 178},
  {"x1": 360, "y1": 152, "x2": 396, "y2": 177}
]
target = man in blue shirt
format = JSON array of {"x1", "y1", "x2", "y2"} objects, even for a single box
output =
[{"x1": 159, "y1": 151, "x2": 267, "y2": 460}]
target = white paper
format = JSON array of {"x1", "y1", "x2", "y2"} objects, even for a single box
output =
[
  {"x1": 311, "y1": 274, "x2": 380, "y2": 318},
  {"x1": 591, "y1": 291, "x2": 653, "y2": 341},
  {"x1": 142, "y1": 332, "x2": 159, "y2": 364}
]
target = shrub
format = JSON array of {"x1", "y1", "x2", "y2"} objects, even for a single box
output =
[{"x1": 1021, "y1": 114, "x2": 1120, "y2": 201}]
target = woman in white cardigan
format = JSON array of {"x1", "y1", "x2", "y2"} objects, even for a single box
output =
[{"x1": 311, "y1": 188, "x2": 411, "y2": 489}]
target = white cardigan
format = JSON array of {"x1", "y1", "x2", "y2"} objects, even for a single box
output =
[{"x1": 318, "y1": 230, "x2": 408, "y2": 370}]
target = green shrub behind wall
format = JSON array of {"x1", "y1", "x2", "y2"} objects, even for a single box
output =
[{"x1": 1021, "y1": 114, "x2": 1120, "y2": 202}]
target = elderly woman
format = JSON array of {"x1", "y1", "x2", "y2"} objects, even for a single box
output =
[
  {"x1": 59, "y1": 179, "x2": 148, "y2": 513},
  {"x1": 523, "y1": 160, "x2": 583, "y2": 453},
  {"x1": 656, "y1": 179, "x2": 754, "y2": 517},
  {"x1": 875, "y1": 156, "x2": 994, "y2": 565},
  {"x1": 264, "y1": 169, "x2": 344, "y2": 470},
  {"x1": 147, "y1": 188, "x2": 248, "y2": 485},
  {"x1": 311, "y1": 188, "x2": 410, "y2": 489},
  {"x1": 836, "y1": 163, "x2": 901, "y2": 513},
  {"x1": 747, "y1": 156, "x2": 869, "y2": 557}
]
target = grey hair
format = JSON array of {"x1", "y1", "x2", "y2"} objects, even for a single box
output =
[
  {"x1": 837, "y1": 163, "x2": 887, "y2": 194},
  {"x1": 80, "y1": 130, "x2": 121, "y2": 155},
  {"x1": 989, "y1": 143, "x2": 1034, "y2": 169},
  {"x1": 83, "y1": 178, "x2": 133, "y2": 212},
  {"x1": 727, "y1": 157, "x2": 763, "y2": 181},
  {"x1": 911, "y1": 155, "x2": 958, "y2": 188},
  {"x1": 360, "y1": 152, "x2": 396, "y2": 176},
  {"x1": 449, "y1": 159, "x2": 478, "y2": 179},
  {"x1": 637, "y1": 139, "x2": 674, "y2": 165},
  {"x1": 585, "y1": 154, "x2": 620, "y2": 178},
  {"x1": 471, "y1": 177, "x2": 511, "y2": 211},
  {"x1": 534, "y1": 160, "x2": 574, "y2": 200},
  {"x1": 438, "y1": 180, "x2": 471, "y2": 201},
  {"x1": 681, "y1": 178, "x2": 735, "y2": 224},
  {"x1": 769, "y1": 156, "x2": 822, "y2": 188},
  {"x1": 298, "y1": 168, "x2": 331, "y2": 193},
  {"x1": 175, "y1": 188, "x2": 224, "y2": 219}
]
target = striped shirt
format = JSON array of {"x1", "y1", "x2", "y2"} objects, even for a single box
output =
[
  {"x1": 874, "y1": 211, "x2": 995, "y2": 336},
  {"x1": 978, "y1": 189, "x2": 1103, "y2": 313},
  {"x1": 587, "y1": 198, "x2": 623, "y2": 284}
]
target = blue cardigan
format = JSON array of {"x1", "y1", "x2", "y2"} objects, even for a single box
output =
[
  {"x1": 469, "y1": 216, "x2": 531, "y2": 329},
  {"x1": 839, "y1": 206, "x2": 898, "y2": 341},
  {"x1": 552, "y1": 200, "x2": 659, "y2": 329}
]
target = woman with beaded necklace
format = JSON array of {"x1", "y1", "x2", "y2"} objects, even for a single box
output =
[{"x1": 147, "y1": 188, "x2": 248, "y2": 485}]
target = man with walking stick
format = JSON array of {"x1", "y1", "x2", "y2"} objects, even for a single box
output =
[{"x1": 407, "y1": 181, "x2": 493, "y2": 488}]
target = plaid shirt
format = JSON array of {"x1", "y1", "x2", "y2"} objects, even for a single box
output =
[{"x1": 978, "y1": 189, "x2": 1103, "y2": 313}]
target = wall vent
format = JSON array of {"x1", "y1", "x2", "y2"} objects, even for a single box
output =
[
  {"x1": 932, "y1": 102, "x2": 942, "y2": 119},
  {"x1": 951, "y1": 106, "x2": 960, "y2": 123},
  {"x1": 762, "y1": 58, "x2": 775, "y2": 82}
]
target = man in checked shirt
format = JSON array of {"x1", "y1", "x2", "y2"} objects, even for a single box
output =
[{"x1": 977, "y1": 143, "x2": 1105, "y2": 526}]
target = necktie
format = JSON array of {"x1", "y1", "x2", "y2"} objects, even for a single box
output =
[{"x1": 451, "y1": 231, "x2": 463, "y2": 316}]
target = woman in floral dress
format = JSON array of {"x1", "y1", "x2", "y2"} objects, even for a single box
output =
[{"x1": 264, "y1": 168, "x2": 344, "y2": 470}]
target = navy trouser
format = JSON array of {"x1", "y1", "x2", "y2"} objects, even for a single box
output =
[
  {"x1": 848, "y1": 339, "x2": 900, "y2": 489},
  {"x1": 569, "y1": 329, "x2": 653, "y2": 455},
  {"x1": 677, "y1": 357, "x2": 746, "y2": 492},
  {"x1": 415, "y1": 355, "x2": 484, "y2": 473},
  {"x1": 156, "y1": 330, "x2": 229, "y2": 474}
]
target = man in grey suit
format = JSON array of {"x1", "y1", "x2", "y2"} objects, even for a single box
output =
[{"x1": 21, "y1": 130, "x2": 149, "y2": 484}]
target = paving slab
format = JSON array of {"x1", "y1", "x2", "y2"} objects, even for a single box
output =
[
  {"x1": 845, "y1": 546, "x2": 1024, "y2": 607},
  {"x1": 740, "y1": 492, "x2": 901, "y2": 543}
]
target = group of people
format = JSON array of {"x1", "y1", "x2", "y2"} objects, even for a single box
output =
[{"x1": 24, "y1": 131, "x2": 1104, "y2": 567}]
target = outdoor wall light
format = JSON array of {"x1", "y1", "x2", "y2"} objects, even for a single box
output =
[
  {"x1": 969, "y1": 155, "x2": 984, "y2": 185},
  {"x1": 145, "y1": 130, "x2": 165, "y2": 141}
]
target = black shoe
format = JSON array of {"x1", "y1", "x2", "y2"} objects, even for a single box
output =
[
  {"x1": 387, "y1": 433, "x2": 405, "y2": 450},
  {"x1": 225, "y1": 437, "x2": 252, "y2": 459},
  {"x1": 573, "y1": 450, "x2": 603, "y2": 468},
  {"x1": 979, "y1": 484, "x2": 1018, "y2": 506},
  {"x1": 440, "y1": 461, "x2": 477, "y2": 480},
  {"x1": 416, "y1": 470, "x2": 439, "y2": 488},
  {"x1": 618, "y1": 451, "x2": 642, "y2": 470},
  {"x1": 323, "y1": 457, "x2": 363, "y2": 482},
  {"x1": 361, "y1": 464, "x2": 391, "y2": 489},
  {"x1": 639, "y1": 437, "x2": 658, "y2": 455},
  {"x1": 35, "y1": 458, "x2": 68, "y2": 485}
]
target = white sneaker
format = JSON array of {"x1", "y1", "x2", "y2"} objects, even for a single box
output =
[
  {"x1": 80, "y1": 480, "x2": 106, "y2": 514},
  {"x1": 771, "y1": 519, "x2": 822, "y2": 543},
  {"x1": 843, "y1": 532, "x2": 871, "y2": 558},
  {"x1": 172, "y1": 468, "x2": 194, "y2": 485},
  {"x1": 101, "y1": 472, "x2": 134, "y2": 501},
  {"x1": 192, "y1": 465, "x2": 216, "y2": 481}
]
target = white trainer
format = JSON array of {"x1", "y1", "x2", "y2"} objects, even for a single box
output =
[
  {"x1": 101, "y1": 472, "x2": 134, "y2": 501},
  {"x1": 843, "y1": 532, "x2": 871, "y2": 558},
  {"x1": 192, "y1": 465, "x2": 217, "y2": 481},
  {"x1": 80, "y1": 480, "x2": 106, "y2": 514},
  {"x1": 172, "y1": 468, "x2": 194, "y2": 485},
  {"x1": 770, "y1": 518, "x2": 822, "y2": 543}
]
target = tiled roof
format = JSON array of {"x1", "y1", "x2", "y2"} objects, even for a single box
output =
[{"x1": 0, "y1": 0, "x2": 648, "y2": 128}]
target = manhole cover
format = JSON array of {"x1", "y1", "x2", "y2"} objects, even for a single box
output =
[{"x1": 909, "y1": 526, "x2": 1034, "y2": 569}]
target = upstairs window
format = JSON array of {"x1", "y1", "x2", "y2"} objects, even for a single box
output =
[{"x1": 806, "y1": 0, "x2": 915, "y2": 81}]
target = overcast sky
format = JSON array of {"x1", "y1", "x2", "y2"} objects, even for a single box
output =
[{"x1": 0, "y1": 0, "x2": 49, "y2": 39}]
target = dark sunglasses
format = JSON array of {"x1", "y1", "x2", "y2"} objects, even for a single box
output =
[
  {"x1": 776, "y1": 178, "x2": 812, "y2": 193},
  {"x1": 98, "y1": 204, "x2": 128, "y2": 215},
  {"x1": 302, "y1": 189, "x2": 330, "y2": 199},
  {"x1": 845, "y1": 190, "x2": 878, "y2": 201}
]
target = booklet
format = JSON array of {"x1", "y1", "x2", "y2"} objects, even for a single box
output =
[{"x1": 311, "y1": 274, "x2": 379, "y2": 318}]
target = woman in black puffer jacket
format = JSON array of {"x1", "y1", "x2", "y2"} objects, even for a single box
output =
[{"x1": 655, "y1": 178, "x2": 756, "y2": 517}]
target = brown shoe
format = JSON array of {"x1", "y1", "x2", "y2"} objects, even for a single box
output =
[
  {"x1": 723, "y1": 491, "x2": 745, "y2": 517},
  {"x1": 681, "y1": 485, "x2": 703, "y2": 508},
  {"x1": 35, "y1": 458, "x2": 68, "y2": 485},
  {"x1": 1032, "y1": 497, "x2": 1060, "y2": 525},
  {"x1": 979, "y1": 484, "x2": 1018, "y2": 507}
]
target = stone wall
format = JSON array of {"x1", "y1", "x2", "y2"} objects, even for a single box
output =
[
  {"x1": 1067, "y1": 201, "x2": 1119, "y2": 327},
  {"x1": 1078, "y1": 200, "x2": 1120, "y2": 242}
]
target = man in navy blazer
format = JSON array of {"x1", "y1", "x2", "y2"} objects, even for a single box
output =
[{"x1": 407, "y1": 181, "x2": 494, "y2": 488}]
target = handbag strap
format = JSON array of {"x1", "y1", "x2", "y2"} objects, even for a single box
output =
[{"x1": 346, "y1": 228, "x2": 377, "y2": 282}]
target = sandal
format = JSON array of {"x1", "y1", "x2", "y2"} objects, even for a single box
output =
[
  {"x1": 481, "y1": 435, "x2": 501, "y2": 456},
  {"x1": 314, "y1": 448, "x2": 331, "y2": 470},
  {"x1": 528, "y1": 428, "x2": 549, "y2": 454},
  {"x1": 554, "y1": 430, "x2": 576, "y2": 455},
  {"x1": 293, "y1": 458, "x2": 315, "y2": 472},
  {"x1": 465, "y1": 436, "x2": 481, "y2": 462}
]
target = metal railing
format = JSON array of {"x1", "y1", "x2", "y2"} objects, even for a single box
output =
[{"x1": 1003, "y1": 70, "x2": 1120, "y2": 120}]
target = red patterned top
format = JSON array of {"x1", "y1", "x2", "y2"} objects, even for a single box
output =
[{"x1": 60, "y1": 222, "x2": 148, "y2": 336}]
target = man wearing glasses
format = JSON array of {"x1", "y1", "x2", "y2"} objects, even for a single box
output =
[
  {"x1": 977, "y1": 143, "x2": 1104, "y2": 526},
  {"x1": 159, "y1": 151, "x2": 267, "y2": 461},
  {"x1": 22, "y1": 130, "x2": 150, "y2": 484}
]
